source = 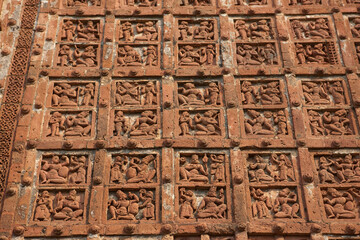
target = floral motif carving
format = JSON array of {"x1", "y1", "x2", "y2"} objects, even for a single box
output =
[
  {"x1": 250, "y1": 187, "x2": 300, "y2": 219},
  {"x1": 47, "y1": 111, "x2": 92, "y2": 137},
  {"x1": 40, "y1": 154, "x2": 88, "y2": 185},
  {"x1": 322, "y1": 188, "x2": 360, "y2": 219},
  {"x1": 57, "y1": 44, "x2": 98, "y2": 67},
  {"x1": 61, "y1": 19, "x2": 101, "y2": 42},
  {"x1": 295, "y1": 42, "x2": 339, "y2": 65},
  {"x1": 290, "y1": 18, "x2": 332, "y2": 39},
  {"x1": 302, "y1": 81, "x2": 346, "y2": 105},
  {"x1": 177, "y1": 20, "x2": 216, "y2": 41},
  {"x1": 114, "y1": 81, "x2": 158, "y2": 106},
  {"x1": 248, "y1": 153, "x2": 295, "y2": 183},
  {"x1": 307, "y1": 109, "x2": 354, "y2": 136},
  {"x1": 52, "y1": 82, "x2": 96, "y2": 107},
  {"x1": 234, "y1": 19, "x2": 273, "y2": 40},
  {"x1": 178, "y1": 44, "x2": 217, "y2": 66},
  {"x1": 34, "y1": 190, "x2": 84, "y2": 221},
  {"x1": 110, "y1": 154, "x2": 157, "y2": 184},
  {"x1": 236, "y1": 43, "x2": 278, "y2": 66},
  {"x1": 244, "y1": 109, "x2": 288, "y2": 136},
  {"x1": 119, "y1": 20, "x2": 159, "y2": 42},
  {"x1": 117, "y1": 45, "x2": 158, "y2": 67},
  {"x1": 177, "y1": 81, "x2": 221, "y2": 106},
  {"x1": 240, "y1": 80, "x2": 283, "y2": 106},
  {"x1": 179, "y1": 187, "x2": 227, "y2": 219},
  {"x1": 108, "y1": 189, "x2": 156, "y2": 220},
  {"x1": 179, "y1": 110, "x2": 222, "y2": 136}
]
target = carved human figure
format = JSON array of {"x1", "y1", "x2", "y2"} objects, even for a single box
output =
[
  {"x1": 179, "y1": 45, "x2": 215, "y2": 66},
  {"x1": 245, "y1": 110, "x2": 274, "y2": 135},
  {"x1": 241, "y1": 81, "x2": 257, "y2": 104},
  {"x1": 143, "y1": 82, "x2": 157, "y2": 105},
  {"x1": 178, "y1": 21, "x2": 192, "y2": 40},
  {"x1": 134, "y1": 21, "x2": 158, "y2": 41},
  {"x1": 76, "y1": 21, "x2": 99, "y2": 41},
  {"x1": 117, "y1": 46, "x2": 142, "y2": 66},
  {"x1": 291, "y1": 20, "x2": 307, "y2": 39},
  {"x1": 73, "y1": 46, "x2": 97, "y2": 67},
  {"x1": 68, "y1": 156, "x2": 86, "y2": 184},
  {"x1": 296, "y1": 43, "x2": 329, "y2": 64},
  {"x1": 210, "y1": 154, "x2": 225, "y2": 183},
  {"x1": 179, "y1": 154, "x2": 208, "y2": 182},
  {"x1": 308, "y1": 110, "x2": 325, "y2": 136},
  {"x1": 52, "y1": 83, "x2": 77, "y2": 106},
  {"x1": 274, "y1": 110, "x2": 288, "y2": 135},
  {"x1": 143, "y1": 45, "x2": 158, "y2": 66},
  {"x1": 273, "y1": 188, "x2": 300, "y2": 218},
  {"x1": 258, "y1": 82, "x2": 281, "y2": 105},
  {"x1": 64, "y1": 111, "x2": 91, "y2": 136},
  {"x1": 250, "y1": 20, "x2": 271, "y2": 39},
  {"x1": 34, "y1": 191, "x2": 53, "y2": 221},
  {"x1": 328, "y1": 81, "x2": 345, "y2": 105},
  {"x1": 248, "y1": 155, "x2": 274, "y2": 182},
  {"x1": 289, "y1": 0, "x2": 321, "y2": 5},
  {"x1": 67, "y1": 0, "x2": 101, "y2": 6},
  {"x1": 270, "y1": 153, "x2": 294, "y2": 182},
  {"x1": 250, "y1": 187, "x2": 272, "y2": 219},
  {"x1": 307, "y1": 18, "x2": 331, "y2": 39},
  {"x1": 205, "y1": 82, "x2": 220, "y2": 105},
  {"x1": 62, "y1": 20, "x2": 76, "y2": 41},
  {"x1": 351, "y1": 18, "x2": 360, "y2": 38},
  {"x1": 79, "y1": 83, "x2": 94, "y2": 106},
  {"x1": 234, "y1": 20, "x2": 249, "y2": 39},
  {"x1": 303, "y1": 82, "x2": 330, "y2": 105},
  {"x1": 322, "y1": 110, "x2": 352, "y2": 135},
  {"x1": 236, "y1": 45, "x2": 261, "y2": 65},
  {"x1": 197, "y1": 187, "x2": 227, "y2": 219},
  {"x1": 178, "y1": 83, "x2": 205, "y2": 106},
  {"x1": 179, "y1": 111, "x2": 192, "y2": 136},
  {"x1": 53, "y1": 190, "x2": 83, "y2": 221},
  {"x1": 194, "y1": 110, "x2": 220, "y2": 135},
  {"x1": 115, "y1": 82, "x2": 140, "y2": 106},
  {"x1": 180, "y1": 0, "x2": 211, "y2": 6},
  {"x1": 48, "y1": 112, "x2": 65, "y2": 137},
  {"x1": 193, "y1": 21, "x2": 214, "y2": 40},
  {"x1": 119, "y1": 22, "x2": 134, "y2": 41},
  {"x1": 108, "y1": 190, "x2": 139, "y2": 220},
  {"x1": 130, "y1": 110, "x2": 158, "y2": 136},
  {"x1": 110, "y1": 156, "x2": 129, "y2": 183},
  {"x1": 179, "y1": 188, "x2": 196, "y2": 219},
  {"x1": 330, "y1": 154, "x2": 360, "y2": 183},
  {"x1": 126, "y1": 155, "x2": 156, "y2": 183},
  {"x1": 323, "y1": 188, "x2": 356, "y2": 219},
  {"x1": 318, "y1": 156, "x2": 336, "y2": 184},
  {"x1": 40, "y1": 155, "x2": 69, "y2": 184},
  {"x1": 139, "y1": 189, "x2": 155, "y2": 220},
  {"x1": 58, "y1": 45, "x2": 73, "y2": 67},
  {"x1": 114, "y1": 111, "x2": 128, "y2": 136}
]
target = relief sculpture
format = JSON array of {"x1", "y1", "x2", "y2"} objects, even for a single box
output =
[
  {"x1": 244, "y1": 110, "x2": 288, "y2": 136},
  {"x1": 47, "y1": 111, "x2": 92, "y2": 137},
  {"x1": 58, "y1": 45, "x2": 98, "y2": 67},
  {"x1": 52, "y1": 83, "x2": 95, "y2": 107},
  {"x1": 236, "y1": 44, "x2": 278, "y2": 66},
  {"x1": 234, "y1": 19, "x2": 273, "y2": 40},
  {"x1": 241, "y1": 80, "x2": 283, "y2": 105},
  {"x1": 178, "y1": 20, "x2": 215, "y2": 41},
  {"x1": 115, "y1": 81, "x2": 157, "y2": 106},
  {"x1": 114, "y1": 110, "x2": 158, "y2": 137},
  {"x1": 117, "y1": 45, "x2": 158, "y2": 67},
  {"x1": 61, "y1": 20, "x2": 101, "y2": 42},
  {"x1": 302, "y1": 81, "x2": 345, "y2": 105},
  {"x1": 178, "y1": 45, "x2": 217, "y2": 66},
  {"x1": 179, "y1": 110, "x2": 221, "y2": 136},
  {"x1": 119, "y1": 21, "x2": 158, "y2": 42},
  {"x1": 322, "y1": 188, "x2": 360, "y2": 219},
  {"x1": 291, "y1": 18, "x2": 331, "y2": 39},
  {"x1": 178, "y1": 82, "x2": 221, "y2": 106}
]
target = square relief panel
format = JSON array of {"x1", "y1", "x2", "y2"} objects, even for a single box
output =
[
  {"x1": 56, "y1": 44, "x2": 100, "y2": 68},
  {"x1": 176, "y1": 43, "x2": 220, "y2": 68},
  {"x1": 61, "y1": 0, "x2": 103, "y2": 8},
  {"x1": 175, "y1": 18, "x2": 219, "y2": 42},
  {"x1": 177, "y1": 0, "x2": 217, "y2": 7},
  {"x1": 232, "y1": 0, "x2": 271, "y2": 6},
  {"x1": 230, "y1": 17, "x2": 277, "y2": 41},
  {"x1": 117, "y1": 19, "x2": 161, "y2": 43},
  {"x1": 116, "y1": 44, "x2": 160, "y2": 67},
  {"x1": 287, "y1": 0, "x2": 325, "y2": 6},
  {"x1": 116, "y1": 0, "x2": 161, "y2": 8},
  {"x1": 234, "y1": 42, "x2": 280, "y2": 67},
  {"x1": 59, "y1": 18, "x2": 103, "y2": 43}
]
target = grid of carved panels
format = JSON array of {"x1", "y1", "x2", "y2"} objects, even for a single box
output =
[{"x1": 1, "y1": 0, "x2": 360, "y2": 239}]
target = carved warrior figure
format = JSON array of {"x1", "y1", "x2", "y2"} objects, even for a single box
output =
[
  {"x1": 317, "y1": 154, "x2": 360, "y2": 184},
  {"x1": 48, "y1": 111, "x2": 91, "y2": 137},
  {"x1": 178, "y1": 45, "x2": 216, "y2": 66},
  {"x1": 180, "y1": 0, "x2": 211, "y2": 6},
  {"x1": 110, "y1": 154, "x2": 156, "y2": 183},
  {"x1": 245, "y1": 110, "x2": 288, "y2": 136},
  {"x1": 117, "y1": 45, "x2": 157, "y2": 66},
  {"x1": 108, "y1": 189, "x2": 155, "y2": 220},
  {"x1": 303, "y1": 81, "x2": 345, "y2": 105},
  {"x1": 322, "y1": 188, "x2": 359, "y2": 219},
  {"x1": 308, "y1": 109, "x2": 353, "y2": 136},
  {"x1": 179, "y1": 110, "x2": 221, "y2": 136},
  {"x1": 241, "y1": 81, "x2": 282, "y2": 105},
  {"x1": 114, "y1": 110, "x2": 158, "y2": 137},
  {"x1": 52, "y1": 83, "x2": 95, "y2": 107},
  {"x1": 178, "y1": 21, "x2": 215, "y2": 41},
  {"x1": 34, "y1": 190, "x2": 83, "y2": 221},
  {"x1": 236, "y1": 44, "x2": 277, "y2": 65},
  {"x1": 178, "y1": 82, "x2": 220, "y2": 106},
  {"x1": 179, "y1": 187, "x2": 226, "y2": 219},
  {"x1": 40, "y1": 155, "x2": 87, "y2": 184},
  {"x1": 234, "y1": 19, "x2": 271, "y2": 40},
  {"x1": 291, "y1": 19, "x2": 331, "y2": 39},
  {"x1": 248, "y1": 154, "x2": 294, "y2": 183},
  {"x1": 251, "y1": 187, "x2": 300, "y2": 219},
  {"x1": 179, "y1": 154, "x2": 225, "y2": 183},
  {"x1": 58, "y1": 45, "x2": 97, "y2": 67},
  {"x1": 115, "y1": 81, "x2": 157, "y2": 106},
  {"x1": 296, "y1": 43, "x2": 337, "y2": 65},
  {"x1": 119, "y1": 21, "x2": 158, "y2": 42}
]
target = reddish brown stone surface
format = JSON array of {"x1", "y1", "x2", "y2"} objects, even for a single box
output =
[{"x1": 0, "y1": 0, "x2": 360, "y2": 239}]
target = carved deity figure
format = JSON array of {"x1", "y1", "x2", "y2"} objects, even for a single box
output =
[
  {"x1": 257, "y1": 81, "x2": 282, "y2": 105},
  {"x1": 178, "y1": 83, "x2": 205, "y2": 106},
  {"x1": 179, "y1": 154, "x2": 209, "y2": 183},
  {"x1": 126, "y1": 155, "x2": 157, "y2": 183},
  {"x1": 130, "y1": 110, "x2": 158, "y2": 136},
  {"x1": 351, "y1": 18, "x2": 360, "y2": 38},
  {"x1": 179, "y1": 45, "x2": 215, "y2": 66},
  {"x1": 34, "y1": 191, "x2": 53, "y2": 221},
  {"x1": 322, "y1": 110, "x2": 353, "y2": 135},
  {"x1": 143, "y1": 45, "x2": 158, "y2": 66},
  {"x1": 193, "y1": 21, "x2": 214, "y2": 40},
  {"x1": 68, "y1": 156, "x2": 87, "y2": 184},
  {"x1": 52, "y1": 83, "x2": 77, "y2": 107},
  {"x1": 197, "y1": 187, "x2": 227, "y2": 219},
  {"x1": 53, "y1": 190, "x2": 83, "y2": 221},
  {"x1": 236, "y1": 44, "x2": 277, "y2": 65},
  {"x1": 323, "y1": 188, "x2": 357, "y2": 219},
  {"x1": 291, "y1": 19, "x2": 331, "y2": 39},
  {"x1": 179, "y1": 111, "x2": 192, "y2": 136},
  {"x1": 58, "y1": 45, "x2": 74, "y2": 67},
  {"x1": 110, "y1": 156, "x2": 129, "y2": 183},
  {"x1": 179, "y1": 110, "x2": 220, "y2": 136},
  {"x1": 115, "y1": 81, "x2": 157, "y2": 106},
  {"x1": 119, "y1": 22, "x2": 134, "y2": 41},
  {"x1": 251, "y1": 187, "x2": 272, "y2": 219},
  {"x1": 179, "y1": 188, "x2": 196, "y2": 219},
  {"x1": 273, "y1": 188, "x2": 300, "y2": 218},
  {"x1": 249, "y1": 155, "x2": 274, "y2": 183}
]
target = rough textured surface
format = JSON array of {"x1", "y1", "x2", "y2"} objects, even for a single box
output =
[{"x1": 0, "y1": 0, "x2": 360, "y2": 239}]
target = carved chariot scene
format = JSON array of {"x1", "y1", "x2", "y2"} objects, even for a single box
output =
[
  {"x1": 46, "y1": 110, "x2": 93, "y2": 138},
  {"x1": 247, "y1": 153, "x2": 296, "y2": 183},
  {"x1": 236, "y1": 43, "x2": 279, "y2": 66},
  {"x1": 110, "y1": 153, "x2": 158, "y2": 184},
  {"x1": 178, "y1": 109, "x2": 223, "y2": 136},
  {"x1": 243, "y1": 109, "x2": 290, "y2": 136},
  {"x1": 176, "y1": 152, "x2": 227, "y2": 184},
  {"x1": 39, "y1": 154, "x2": 89, "y2": 185},
  {"x1": 233, "y1": 18, "x2": 275, "y2": 41},
  {"x1": 118, "y1": 20, "x2": 160, "y2": 43},
  {"x1": 116, "y1": 44, "x2": 159, "y2": 67},
  {"x1": 250, "y1": 187, "x2": 301, "y2": 219},
  {"x1": 176, "y1": 19, "x2": 217, "y2": 41},
  {"x1": 306, "y1": 109, "x2": 355, "y2": 136},
  {"x1": 113, "y1": 80, "x2": 159, "y2": 107},
  {"x1": 60, "y1": 19, "x2": 102, "y2": 42},
  {"x1": 50, "y1": 82, "x2": 97, "y2": 108},
  {"x1": 176, "y1": 81, "x2": 222, "y2": 107},
  {"x1": 33, "y1": 190, "x2": 85, "y2": 222},
  {"x1": 239, "y1": 79, "x2": 285, "y2": 107},
  {"x1": 177, "y1": 186, "x2": 228, "y2": 220},
  {"x1": 57, "y1": 44, "x2": 99, "y2": 67},
  {"x1": 112, "y1": 110, "x2": 159, "y2": 138},
  {"x1": 107, "y1": 188, "x2": 157, "y2": 221}
]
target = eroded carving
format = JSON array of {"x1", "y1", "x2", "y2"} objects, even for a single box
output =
[
  {"x1": 322, "y1": 188, "x2": 360, "y2": 219},
  {"x1": 123, "y1": 0, "x2": 158, "y2": 6},
  {"x1": 178, "y1": 44, "x2": 217, "y2": 66},
  {"x1": 66, "y1": 0, "x2": 101, "y2": 7},
  {"x1": 58, "y1": 44, "x2": 98, "y2": 67},
  {"x1": 289, "y1": 0, "x2": 321, "y2": 5},
  {"x1": 234, "y1": 19, "x2": 273, "y2": 40},
  {"x1": 302, "y1": 81, "x2": 345, "y2": 105},
  {"x1": 241, "y1": 80, "x2": 283, "y2": 106},
  {"x1": 178, "y1": 81, "x2": 221, "y2": 106},
  {"x1": 178, "y1": 20, "x2": 215, "y2": 41},
  {"x1": 245, "y1": 109, "x2": 288, "y2": 136},
  {"x1": 236, "y1": 43, "x2": 278, "y2": 65},
  {"x1": 52, "y1": 82, "x2": 95, "y2": 107},
  {"x1": 350, "y1": 18, "x2": 360, "y2": 38},
  {"x1": 295, "y1": 42, "x2": 339, "y2": 65},
  {"x1": 115, "y1": 81, "x2": 157, "y2": 106},
  {"x1": 290, "y1": 18, "x2": 332, "y2": 39},
  {"x1": 47, "y1": 111, "x2": 92, "y2": 137},
  {"x1": 61, "y1": 19, "x2": 101, "y2": 42},
  {"x1": 235, "y1": 0, "x2": 268, "y2": 5},
  {"x1": 119, "y1": 20, "x2": 159, "y2": 42},
  {"x1": 179, "y1": 110, "x2": 221, "y2": 136},
  {"x1": 117, "y1": 45, "x2": 158, "y2": 67},
  {"x1": 179, "y1": 0, "x2": 212, "y2": 6}
]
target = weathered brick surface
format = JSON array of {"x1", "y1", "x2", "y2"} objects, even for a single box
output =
[{"x1": 0, "y1": 0, "x2": 360, "y2": 239}]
